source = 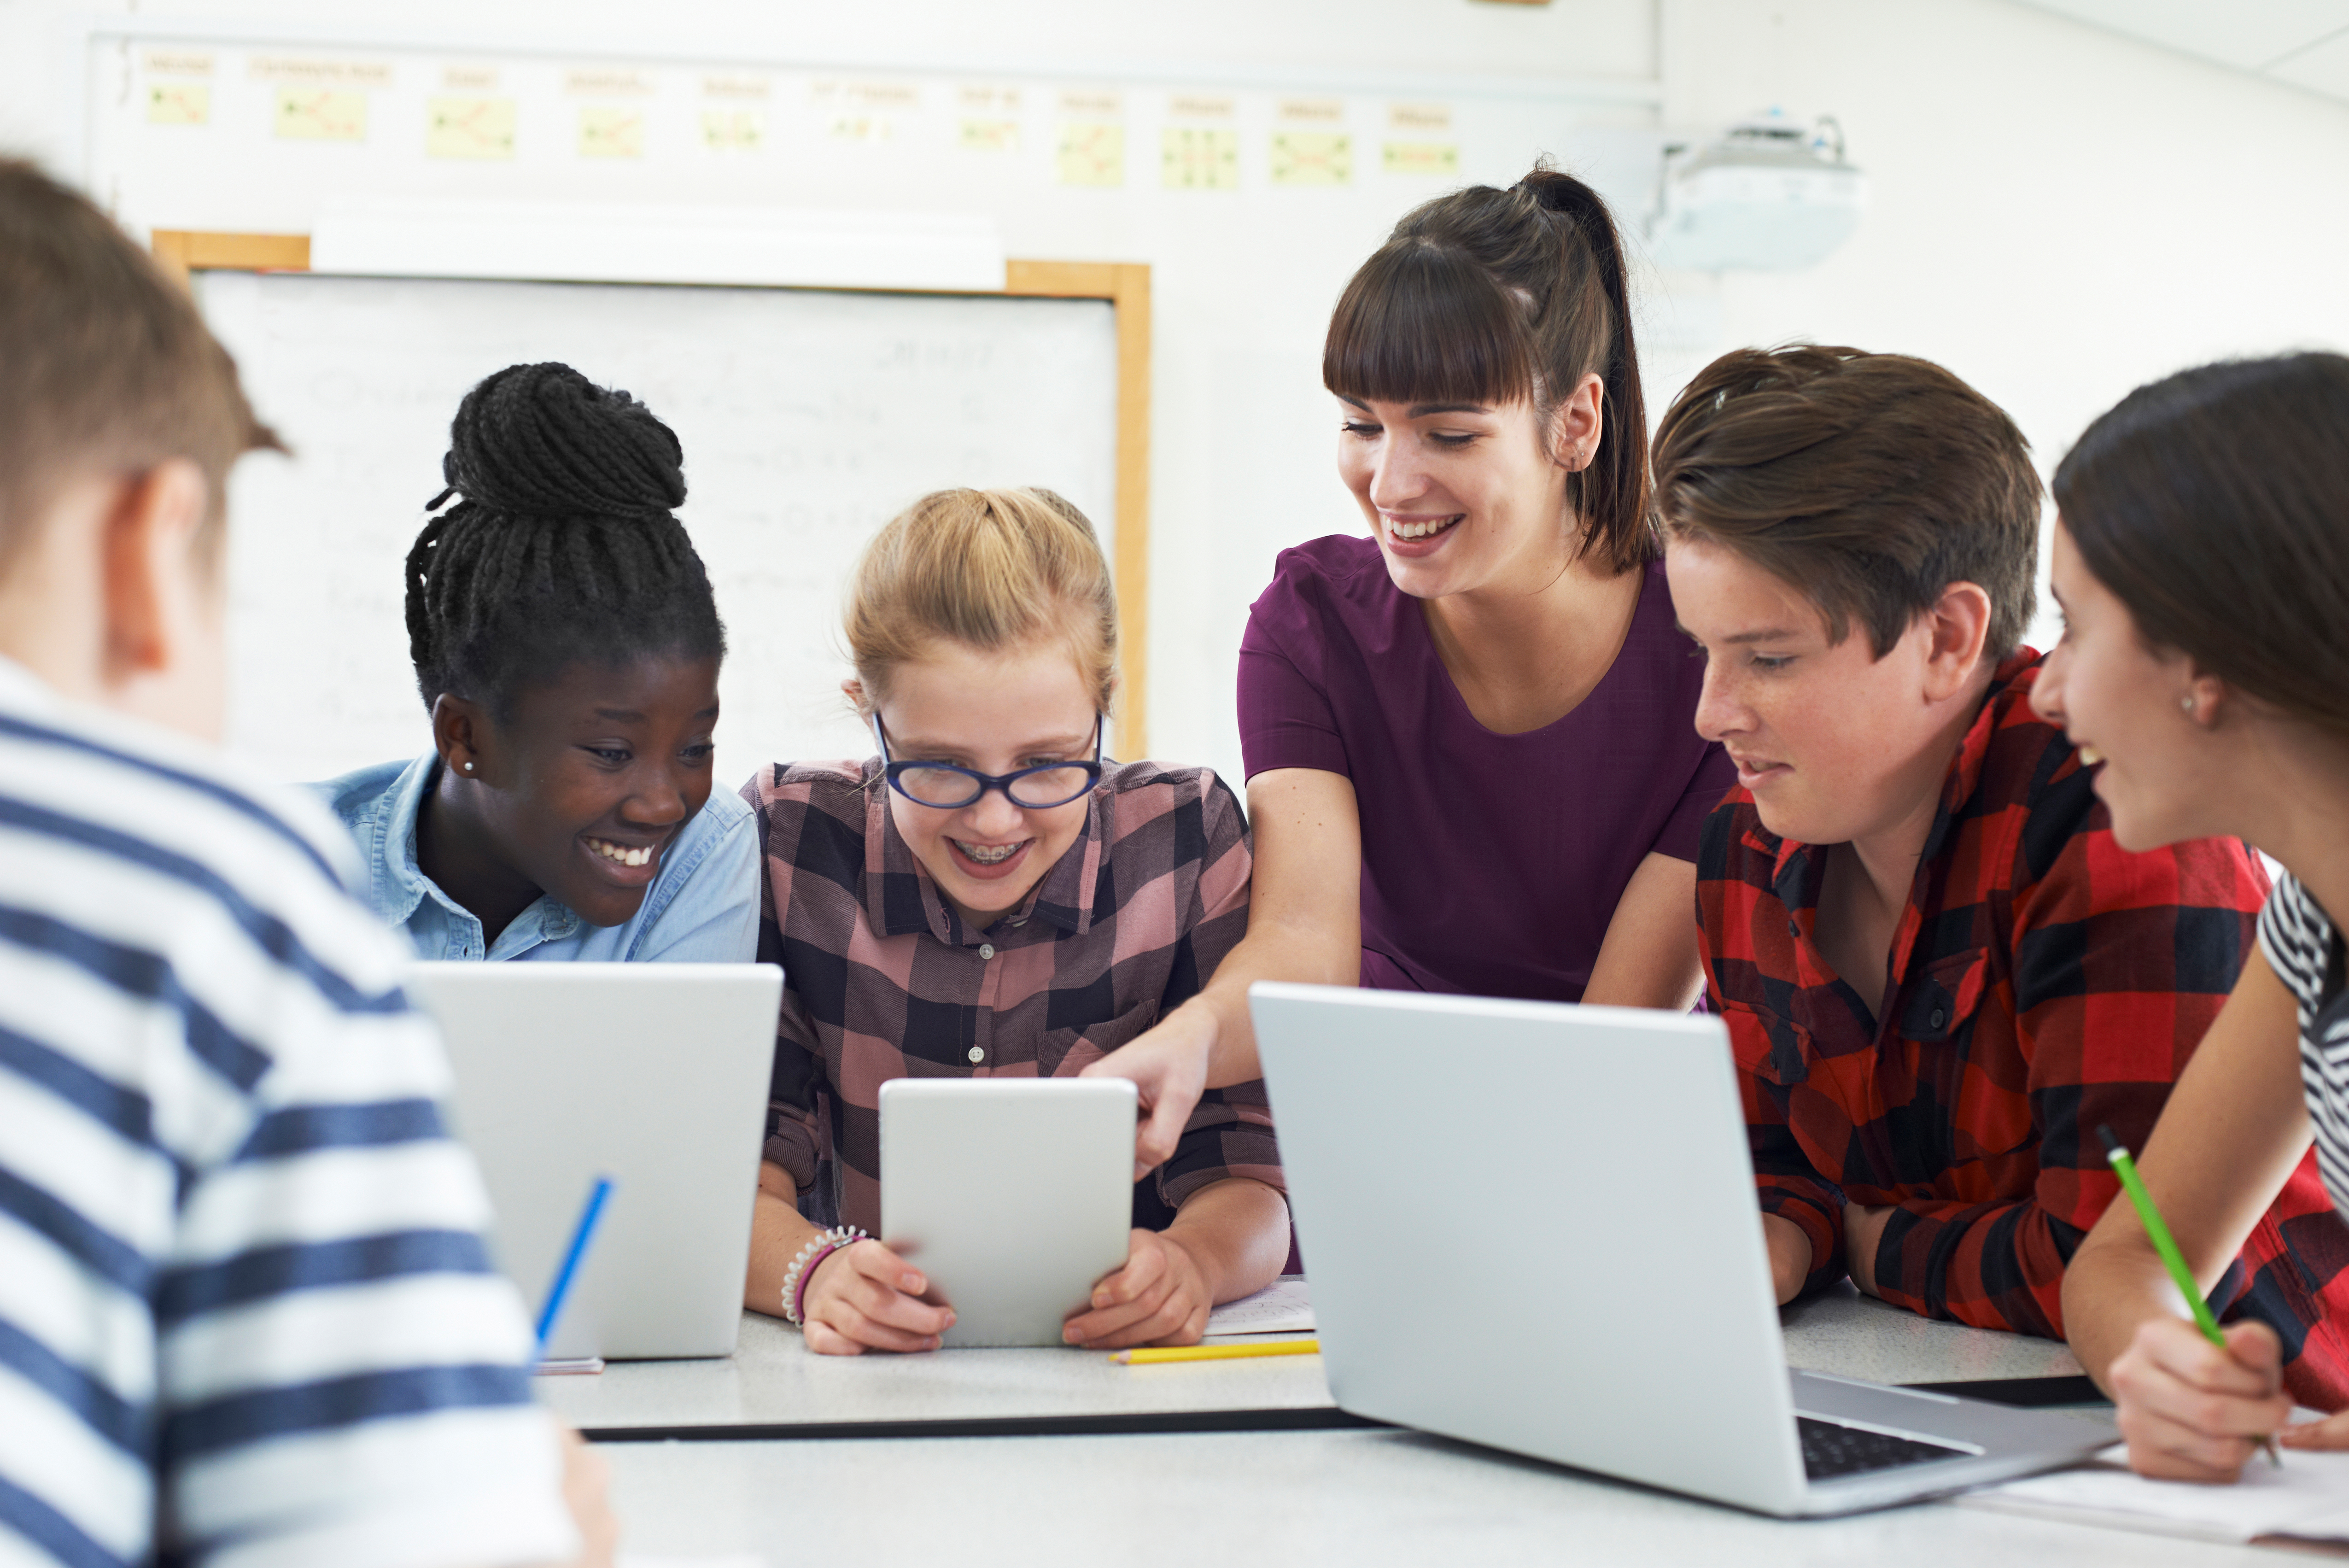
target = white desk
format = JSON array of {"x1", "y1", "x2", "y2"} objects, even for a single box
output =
[
  {"x1": 601, "y1": 1426, "x2": 2263, "y2": 1568},
  {"x1": 581, "y1": 1287, "x2": 2221, "y2": 1567},
  {"x1": 548, "y1": 1283, "x2": 2084, "y2": 1434}
]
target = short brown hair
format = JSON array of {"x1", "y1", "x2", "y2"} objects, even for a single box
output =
[
  {"x1": 845, "y1": 486, "x2": 1117, "y2": 714},
  {"x1": 2057, "y1": 352, "x2": 2349, "y2": 742},
  {"x1": 0, "y1": 160, "x2": 278, "y2": 571},
  {"x1": 1322, "y1": 164, "x2": 1652, "y2": 575},
  {"x1": 1652, "y1": 345, "x2": 2042, "y2": 659}
]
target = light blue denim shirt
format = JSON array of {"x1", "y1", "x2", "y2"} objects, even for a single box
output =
[{"x1": 318, "y1": 753, "x2": 761, "y2": 963}]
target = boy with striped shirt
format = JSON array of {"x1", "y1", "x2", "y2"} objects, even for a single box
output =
[{"x1": 0, "y1": 162, "x2": 609, "y2": 1568}]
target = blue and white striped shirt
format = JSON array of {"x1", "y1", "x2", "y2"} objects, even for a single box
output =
[{"x1": 0, "y1": 659, "x2": 574, "y2": 1568}]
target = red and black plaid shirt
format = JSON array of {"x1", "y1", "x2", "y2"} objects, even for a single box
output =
[{"x1": 1699, "y1": 651, "x2": 2349, "y2": 1404}]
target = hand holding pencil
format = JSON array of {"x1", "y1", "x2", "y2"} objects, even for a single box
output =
[{"x1": 2096, "y1": 1126, "x2": 2289, "y2": 1479}]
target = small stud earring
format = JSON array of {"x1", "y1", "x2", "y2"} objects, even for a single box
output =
[
  {"x1": 2180, "y1": 696, "x2": 2196, "y2": 716},
  {"x1": 462, "y1": 761, "x2": 475, "y2": 772}
]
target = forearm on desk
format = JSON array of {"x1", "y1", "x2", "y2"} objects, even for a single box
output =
[
  {"x1": 743, "y1": 1163, "x2": 829, "y2": 1317},
  {"x1": 1167, "y1": 1177, "x2": 1291, "y2": 1303}
]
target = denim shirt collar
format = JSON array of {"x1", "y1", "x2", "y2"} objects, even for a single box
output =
[{"x1": 366, "y1": 752, "x2": 582, "y2": 953}]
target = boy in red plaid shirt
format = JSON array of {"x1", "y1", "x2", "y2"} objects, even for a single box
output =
[{"x1": 1654, "y1": 346, "x2": 2348, "y2": 1403}]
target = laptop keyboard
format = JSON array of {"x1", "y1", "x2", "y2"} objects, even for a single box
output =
[{"x1": 1797, "y1": 1416, "x2": 1969, "y2": 1480}]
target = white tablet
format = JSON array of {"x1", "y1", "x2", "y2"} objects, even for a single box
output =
[{"x1": 878, "y1": 1077, "x2": 1138, "y2": 1347}]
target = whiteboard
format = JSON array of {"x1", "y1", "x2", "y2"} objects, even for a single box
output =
[{"x1": 196, "y1": 271, "x2": 1118, "y2": 784}]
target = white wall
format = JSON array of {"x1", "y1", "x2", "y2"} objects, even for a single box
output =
[
  {"x1": 1656, "y1": 0, "x2": 2349, "y2": 656},
  {"x1": 5, "y1": 0, "x2": 2349, "y2": 788}
]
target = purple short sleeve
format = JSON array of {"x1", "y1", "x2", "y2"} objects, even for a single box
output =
[
  {"x1": 1653, "y1": 743, "x2": 1739, "y2": 863},
  {"x1": 1237, "y1": 559, "x2": 1352, "y2": 781}
]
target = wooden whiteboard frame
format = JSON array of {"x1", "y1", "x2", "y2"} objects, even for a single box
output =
[{"x1": 152, "y1": 232, "x2": 1154, "y2": 757}]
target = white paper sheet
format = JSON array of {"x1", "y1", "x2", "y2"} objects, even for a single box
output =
[
  {"x1": 1960, "y1": 1442, "x2": 2349, "y2": 1545},
  {"x1": 1204, "y1": 1276, "x2": 1315, "y2": 1337}
]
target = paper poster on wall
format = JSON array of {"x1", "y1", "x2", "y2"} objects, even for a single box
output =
[
  {"x1": 274, "y1": 89, "x2": 368, "y2": 142},
  {"x1": 578, "y1": 105, "x2": 645, "y2": 158},
  {"x1": 700, "y1": 75, "x2": 766, "y2": 152},
  {"x1": 960, "y1": 120, "x2": 1020, "y2": 152},
  {"x1": 427, "y1": 96, "x2": 516, "y2": 159},
  {"x1": 1383, "y1": 141, "x2": 1458, "y2": 176},
  {"x1": 1270, "y1": 131, "x2": 1351, "y2": 186},
  {"x1": 701, "y1": 110, "x2": 764, "y2": 151},
  {"x1": 144, "y1": 49, "x2": 212, "y2": 126},
  {"x1": 148, "y1": 83, "x2": 211, "y2": 126},
  {"x1": 958, "y1": 84, "x2": 1023, "y2": 153},
  {"x1": 1058, "y1": 122, "x2": 1124, "y2": 187},
  {"x1": 1163, "y1": 127, "x2": 1239, "y2": 190}
]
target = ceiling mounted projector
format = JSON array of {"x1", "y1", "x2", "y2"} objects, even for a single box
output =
[{"x1": 1648, "y1": 113, "x2": 1866, "y2": 272}]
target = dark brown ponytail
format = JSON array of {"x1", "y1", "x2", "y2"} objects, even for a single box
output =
[
  {"x1": 2055, "y1": 353, "x2": 2349, "y2": 742},
  {"x1": 1322, "y1": 161, "x2": 1652, "y2": 573}
]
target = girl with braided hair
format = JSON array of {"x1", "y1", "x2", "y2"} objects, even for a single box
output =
[
  {"x1": 1080, "y1": 165, "x2": 1735, "y2": 1172},
  {"x1": 321, "y1": 361, "x2": 759, "y2": 962}
]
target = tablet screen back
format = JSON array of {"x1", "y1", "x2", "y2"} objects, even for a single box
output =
[{"x1": 879, "y1": 1078, "x2": 1137, "y2": 1347}]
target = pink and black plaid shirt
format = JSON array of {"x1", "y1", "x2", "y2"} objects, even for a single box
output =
[{"x1": 742, "y1": 758, "x2": 1280, "y2": 1235}]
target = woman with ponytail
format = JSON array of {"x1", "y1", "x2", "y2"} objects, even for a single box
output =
[
  {"x1": 321, "y1": 361, "x2": 759, "y2": 962},
  {"x1": 1084, "y1": 167, "x2": 1733, "y2": 1169}
]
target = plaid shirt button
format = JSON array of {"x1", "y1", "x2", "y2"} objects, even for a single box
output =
[
  {"x1": 968, "y1": 1046, "x2": 984, "y2": 1063},
  {"x1": 979, "y1": 943, "x2": 995, "y2": 959}
]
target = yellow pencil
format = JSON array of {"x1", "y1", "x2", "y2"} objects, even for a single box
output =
[{"x1": 1110, "y1": 1339, "x2": 1320, "y2": 1365}]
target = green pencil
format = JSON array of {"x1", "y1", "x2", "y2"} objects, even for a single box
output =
[{"x1": 2097, "y1": 1123, "x2": 2281, "y2": 1466}]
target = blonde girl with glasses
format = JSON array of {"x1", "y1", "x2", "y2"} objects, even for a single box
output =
[{"x1": 736, "y1": 486, "x2": 1289, "y2": 1355}]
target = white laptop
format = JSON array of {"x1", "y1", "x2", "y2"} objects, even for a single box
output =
[
  {"x1": 408, "y1": 962, "x2": 781, "y2": 1361},
  {"x1": 880, "y1": 1077, "x2": 1137, "y2": 1347},
  {"x1": 1249, "y1": 983, "x2": 2115, "y2": 1517}
]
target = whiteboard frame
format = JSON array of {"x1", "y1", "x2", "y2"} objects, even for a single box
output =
[{"x1": 152, "y1": 231, "x2": 1156, "y2": 757}]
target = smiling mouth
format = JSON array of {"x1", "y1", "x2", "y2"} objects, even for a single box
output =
[
  {"x1": 1386, "y1": 514, "x2": 1462, "y2": 542},
  {"x1": 585, "y1": 837, "x2": 657, "y2": 868},
  {"x1": 952, "y1": 838, "x2": 1025, "y2": 865}
]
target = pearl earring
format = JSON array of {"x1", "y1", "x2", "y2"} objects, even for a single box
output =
[{"x1": 462, "y1": 761, "x2": 475, "y2": 772}]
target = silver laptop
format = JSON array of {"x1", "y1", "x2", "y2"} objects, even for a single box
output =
[
  {"x1": 1250, "y1": 983, "x2": 2115, "y2": 1517},
  {"x1": 408, "y1": 962, "x2": 781, "y2": 1361},
  {"x1": 880, "y1": 1077, "x2": 1137, "y2": 1347}
]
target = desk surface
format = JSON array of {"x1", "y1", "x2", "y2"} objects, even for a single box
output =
[
  {"x1": 581, "y1": 1289, "x2": 2240, "y2": 1566},
  {"x1": 549, "y1": 1283, "x2": 2084, "y2": 1433},
  {"x1": 602, "y1": 1426, "x2": 2260, "y2": 1568}
]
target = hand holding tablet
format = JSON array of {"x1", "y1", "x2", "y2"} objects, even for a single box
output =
[{"x1": 877, "y1": 1078, "x2": 1140, "y2": 1349}]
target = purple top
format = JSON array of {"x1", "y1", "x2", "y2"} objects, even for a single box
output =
[{"x1": 1238, "y1": 534, "x2": 1735, "y2": 1002}]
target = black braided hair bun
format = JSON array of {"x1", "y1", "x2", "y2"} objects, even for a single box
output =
[
  {"x1": 405, "y1": 362, "x2": 724, "y2": 715},
  {"x1": 442, "y1": 361, "x2": 685, "y2": 522}
]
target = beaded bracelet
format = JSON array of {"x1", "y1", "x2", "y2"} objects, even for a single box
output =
[{"x1": 781, "y1": 1226, "x2": 870, "y2": 1327}]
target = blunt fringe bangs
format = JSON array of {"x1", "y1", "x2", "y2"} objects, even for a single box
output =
[
  {"x1": 1323, "y1": 240, "x2": 1532, "y2": 411},
  {"x1": 1319, "y1": 167, "x2": 1654, "y2": 575}
]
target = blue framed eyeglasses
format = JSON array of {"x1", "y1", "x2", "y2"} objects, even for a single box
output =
[{"x1": 871, "y1": 713, "x2": 1104, "y2": 810}]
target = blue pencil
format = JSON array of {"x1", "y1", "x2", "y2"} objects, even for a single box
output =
[{"x1": 535, "y1": 1175, "x2": 615, "y2": 1357}]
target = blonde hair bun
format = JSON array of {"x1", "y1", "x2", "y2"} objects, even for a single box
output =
[{"x1": 846, "y1": 486, "x2": 1118, "y2": 713}]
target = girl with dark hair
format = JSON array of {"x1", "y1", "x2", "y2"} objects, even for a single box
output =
[
  {"x1": 2039, "y1": 352, "x2": 2349, "y2": 1478},
  {"x1": 321, "y1": 361, "x2": 759, "y2": 963},
  {"x1": 1083, "y1": 167, "x2": 1733, "y2": 1166}
]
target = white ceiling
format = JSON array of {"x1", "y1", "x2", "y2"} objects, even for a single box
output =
[{"x1": 2015, "y1": 0, "x2": 2349, "y2": 100}]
